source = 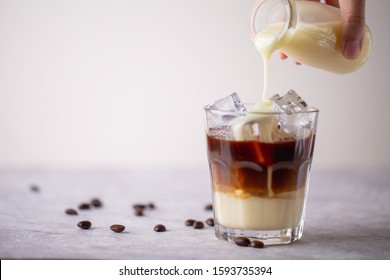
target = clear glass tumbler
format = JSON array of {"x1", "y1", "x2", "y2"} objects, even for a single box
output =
[{"x1": 204, "y1": 104, "x2": 319, "y2": 245}]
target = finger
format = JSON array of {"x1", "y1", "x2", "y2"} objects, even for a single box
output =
[
  {"x1": 339, "y1": 0, "x2": 366, "y2": 59},
  {"x1": 279, "y1": 52, "x2": 288, "y2": 60},
  {"x1": 279, "y1": 52, "x2": 301, "y2": 65}
]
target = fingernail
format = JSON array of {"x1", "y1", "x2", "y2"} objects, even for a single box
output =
[{"x1": 343, "y1": 40, "x2": 360, "y2": 60}]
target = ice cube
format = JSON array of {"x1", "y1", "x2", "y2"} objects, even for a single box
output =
[
  {"x1": 271, "y1": 90, "x2": 313, "y2": 140},
  {"x1": 207, "y1": 92, "x2": 247, "y2": 112},
  {"x1": 232, "y1": 90, "x2": 312, "y2": 142},
  {"x1": 205, "y1": 93, "x2": 247, "y2": 138},
  {"x1": 207, "y1": 91, "x2": 313, "y2": 142},
  {"x1": 272, "y1": 90, "x2": 308, "y2": 113}
]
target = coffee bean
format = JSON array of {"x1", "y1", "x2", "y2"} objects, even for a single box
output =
[
  {"x1": 234, "y1": 237, "x2": 251, "y2": 247},
  {"x1": 147, "y1": 202, "x2": 155, "y2": 209},
  {"x1": 185, "y1": 219, "x2": 196, "y2": 226},
  {"x1": 78, "y1": 203, "x2": 90, "y2": 210},
  {"x1": 65, "y1": 208, "x2": 78, "y2": 215},
  {"x1": 133, "y1": 204, "x2": 146, "y2": 210},
  {"x1": 205, "y1": 204, "x2": 213, "y2": 211},
  {"x1": 205, "y1": 218, "x2": 214, "y2": 227},
  {"x1": 91, "y1": 198, "x2": 102, "y2": 208},
  {"x1": 30, "y1": 185, "x2": 40, "y2": 192},
  {"x1": 154, "y1": 224, "x2": 166, "y2": 232},
  {"x1": 134, "y1": 209, "x2": 144, "y2": 216},
  {"x1": 110, "y1": 224, "x2": 125, "y2": 233},
  {"x1": 251, "y1": 240, "x2": 265, "y2": 248},
  {"x1": 193, "y1": 221, "x2": 204, "y2": 229},
  {"x1": 77, "y1": 220, "x2": 92, "y2": 230}
]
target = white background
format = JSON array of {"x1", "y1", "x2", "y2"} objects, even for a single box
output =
[{"x1": 0, "y1": 0, "x2": 389, "y2": 170}]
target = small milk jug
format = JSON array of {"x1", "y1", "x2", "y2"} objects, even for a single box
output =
[{"x1": 250, "y1": 0, "x2": 372, "y2": 73}]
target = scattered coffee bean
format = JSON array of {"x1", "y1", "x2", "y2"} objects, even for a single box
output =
[
  {"x1": 78, "y1": 203, "x2": 90, "y2": 210},
  {"x1": 132, "y1": 202, "x2": 156, "y2": 216},
  {"x1": 133, "y1": 204, "x2": 146, "y2": 210},
  {"x1": 154, "y1": 224, "x2": 166, "y2": 232},
  {"x1": 65, "y1": 208, "x2": 78, "y2": 215},
  {"x1": 234, "y1": 237, "x2": 251, "y2": 247},
  {"x1": 134, "y1": 208, "x2": 144, "y2": 216},
  {"x1": 193, "y1": 221, "x2": 204, "y2": 229},
  {"x1": 133, "y1": 202, "x2": 156, "y2": 210},
  {"x1": 205, "y1": 204, "x2": 213, "y2": 211},
  {"x1": 91, "y1": 198, "x2": 102, "y2": 208},
  {"x1": 77, "y1": 220, "x2": 92, "y2": 230},
  {"x1": 251, "y1": 240, "x2": 265, "y2": 248},
  {"x1": 110, "y1": 224, "x2": 125, "y2": 233},
  {"x1": 205, "y1": 218, "x2": 214, "y2": 227},
  {"x1": 185, "y1": 219, "x2": 196, "y2": 226},
  {"x1": 30, "y1": 184, "x2": 40, "y2": 192},
  {"x1": 147, "y1": 202, "x2": 155, "y2": 209}
]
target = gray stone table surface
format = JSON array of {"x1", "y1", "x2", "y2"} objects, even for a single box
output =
[{"x1": 0, "y1": 168, "x2": 389, "y2": 260}]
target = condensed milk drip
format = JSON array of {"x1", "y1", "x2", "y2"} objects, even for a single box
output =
[{"x1": 253, "y1": 23, "x2": 281, "y2": 104}]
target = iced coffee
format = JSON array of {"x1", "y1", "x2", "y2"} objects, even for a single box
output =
[{"x1": 204, "y1": 92, "x2": 318, "y2": 245}]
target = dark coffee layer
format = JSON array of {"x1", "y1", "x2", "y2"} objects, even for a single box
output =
[{"x1": 207, "y1": 131, "x2": 315, "y2": 196}]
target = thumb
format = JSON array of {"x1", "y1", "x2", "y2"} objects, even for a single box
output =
[{"x1": 339, "y1": 0, "x2": 366, "y2": 60}]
